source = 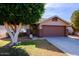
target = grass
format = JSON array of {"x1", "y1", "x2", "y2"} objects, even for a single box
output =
[
  {"x1": 15, "y1": 39, "x2": 65, "y2": 56},
  {"x1": 0, "y1": 40, "x2": 10, "y2": 47},
  {"x1": 0, "y1": 39, "x2": 65, "y2": 56}
]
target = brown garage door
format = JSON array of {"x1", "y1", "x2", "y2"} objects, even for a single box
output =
[{"x1": 39, "y1": 25, "x2": 66, "y2": 37}]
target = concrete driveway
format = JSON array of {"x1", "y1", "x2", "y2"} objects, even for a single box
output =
[{"x1": 45, "y1": 37, "x2": 79, "y2": 56}]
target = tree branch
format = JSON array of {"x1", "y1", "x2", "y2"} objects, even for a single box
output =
[
  {"x1": 4, "y1": 22, "x2": 14, "y2": 42},
  {"x1": 13, "y1": 23, "x2": 22, "y2": 43}
]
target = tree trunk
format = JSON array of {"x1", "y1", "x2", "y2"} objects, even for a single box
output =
[
  {"x1": 29, "y1": 25, "x2": 33, "y2": 39},
  {"x1": 4, "y1": 23, "x2": 22, "y2": 46}
]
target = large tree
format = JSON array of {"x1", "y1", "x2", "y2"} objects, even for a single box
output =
[
  {"x1": 0, "y1": 3, "x2": 44, "y2": 46},
  {"x1": 71, "y1": 10, "x2": 79, "y2": 32}
]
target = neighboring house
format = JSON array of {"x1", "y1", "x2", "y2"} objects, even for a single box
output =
[
  {"x1": 0, "y1": 25, "x2": 7, "y2": 38},
  {"x1": 0, "y1": 25, "x2": 30, "y2": 38},
  {"x1": 38, "y1": 16, "x2": 73, "y2": 37}
]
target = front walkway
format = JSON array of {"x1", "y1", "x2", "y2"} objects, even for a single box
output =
[{"x1": 45, "y1": 37, "x2": 79, "y2": 56}]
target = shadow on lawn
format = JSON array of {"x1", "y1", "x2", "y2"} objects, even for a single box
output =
[
  {"x1": 17, "y1": 39, "x2": 64, "y2": 54},
  {"x1": 0, "y1": 47, "x2": 29, "y2": 56},
  {"x1": 0, "y1": 39, "x2": 29, "y2": 56}
]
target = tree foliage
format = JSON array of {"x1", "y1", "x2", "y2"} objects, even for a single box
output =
[
  {"x1": 0, "y1": 3, "x2": 44, "y2": 45},
  {"x1": 0, "y1": 3, "x2": 44, "y2": 25},
  {"x1": 71, "y1": 10, "x2": 79, "y2": 31}
]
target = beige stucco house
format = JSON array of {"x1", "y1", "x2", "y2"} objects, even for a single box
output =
[{"x1": 38, "y1": 16, "x2": 73, "y2": 37}]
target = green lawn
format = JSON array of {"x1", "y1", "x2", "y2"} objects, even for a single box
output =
[{"x1": 0, "y1": 39, "x2": 65, "y2": 56}]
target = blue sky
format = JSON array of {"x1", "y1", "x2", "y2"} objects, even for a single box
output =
[{"x1": 42, "y1": 3, "x2": 79, "y2": 22}]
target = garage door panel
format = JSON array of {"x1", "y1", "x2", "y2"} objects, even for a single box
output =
[{"x1": 41, "y1": 25, "x2": 65, "y2": 37}]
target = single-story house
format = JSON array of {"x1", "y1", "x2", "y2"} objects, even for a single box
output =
[
  {"x1": 0, "y1": 16, "x2": 74, "y2": 38},
  {"x1": 38, "y1": 16, "x2": 73, "y2": 37}
]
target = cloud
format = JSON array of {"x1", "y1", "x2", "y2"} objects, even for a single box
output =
[{"x1": 45, "y1": 3, "x2": 61, "y2": 8}]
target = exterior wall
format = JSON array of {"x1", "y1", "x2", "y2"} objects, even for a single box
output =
[
  {"x1": 75, "y1": 32, "x2": 79, "y2": 35},
  {"x1": 39, "y1": 29, "x2": 43, "y2": 37},
  {"x1": 39, "y1": 18, "x2": 69, "y2": 29},
  {"x1": 66, "y1": 26, "x2": 74, "y2": 34},
  {"x1": 0, "y1": 34, "x2": 7, "y2": 38},
  {"x1": 0, "y1": 25, "x2": 7, "y2": 38}
]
